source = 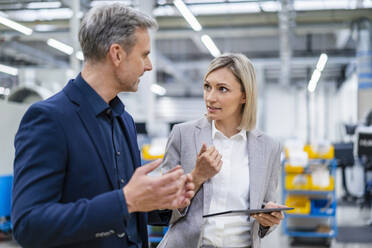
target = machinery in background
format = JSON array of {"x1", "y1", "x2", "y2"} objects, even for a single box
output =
[
  {"x1": 0, "y1": 175, "x2": 12, "y2": 241},
  {"x1": 355, "y1": 126, "x2": 372, "y2": 213}
]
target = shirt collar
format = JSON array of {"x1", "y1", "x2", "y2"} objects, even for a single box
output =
[
  {"x1": 212, "y1": 120, "x2": 247, "y2": 141},
  {"x1": 109, "y1": 96, "x2": 124, "y2": 117},
  {"x1": 74, "y1": 73, "x2": 124, "y2": 117}
]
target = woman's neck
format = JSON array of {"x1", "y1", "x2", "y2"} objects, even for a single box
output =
[{"x1": 214, "y1": 116, "x2": 242, "y2": 138}]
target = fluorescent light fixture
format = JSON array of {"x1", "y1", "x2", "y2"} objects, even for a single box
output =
[
  {"x1": 34, "y1": 24, "x2": 56, "y2": 32},
  {"x1": 316, "y1": 53, "x2": 328, "y2": 72},
  {"x1": 201, "y1": 35, "x2": 221, "y2": 58},
  {"x1": 0, "y1": 15, "x2": 32, "y2": 35},
  {"x1": 151, "y1": 84, "x2": 167, "y2": 96},
  {"x1": 0, "y1": 64, "x2": 18, "y2": 76},
  {"x1": 76, "y1": 51, "x2": 84, "y2": 61},
  {"x1": 0, "y1": 87, "x2": 8, "y2": 95},
  {"x1": 90, "y1": 1, "x2": 130, "y2": 7},
  {"x1": 47, "y1": 38, "x2": 74, "y2": 55},
  {"x1": 27, "y1": 1, "x2": 61, "y2": 9},
  {"x1": 174, "y1": 0, "x2": 202, "y2": 31},
  {"x1": 307, "y1": 69, "x2": 321, "y2": 92},
  {"x1": 260, "y1": 1, "x2": 280, "y2": 12}
]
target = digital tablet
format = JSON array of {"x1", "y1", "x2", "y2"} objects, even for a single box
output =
[{"x1": 203, "y1": 207, "x2": 294, "y2": 218}]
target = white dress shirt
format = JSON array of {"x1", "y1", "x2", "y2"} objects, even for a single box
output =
[{"x1": 201, "y1": 121, "x2": 251, "y2": 248}]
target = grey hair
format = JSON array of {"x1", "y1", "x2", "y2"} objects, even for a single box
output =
[
  {"x1": 204, "y1": 53, "x2": 258, "y2": 131},
  {"x1": 79, "y1": 3, "x2": 158, "y2": 61}
]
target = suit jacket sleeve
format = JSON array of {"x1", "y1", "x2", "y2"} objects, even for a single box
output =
[
  {"x1": 258, "y1": 141, "x2": 283, "y2": 238},
  {"x1": 12, "y1": 103, "x2": 130, "y2": 248}
]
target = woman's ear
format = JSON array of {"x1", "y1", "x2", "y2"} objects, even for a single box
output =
[{"x1": 241, "y1": 92, "x2": 246, "y2": 104}]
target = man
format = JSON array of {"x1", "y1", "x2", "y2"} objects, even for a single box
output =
[{"x1": 12, "y1": 4, "x2": 194, "y2": 248}]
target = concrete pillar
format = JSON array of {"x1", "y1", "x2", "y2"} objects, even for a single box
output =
[
  {"x1": 278, "y1": 0, "x2": 295, "y2": 86},
  {"x1": 256, "y1": 65, "x2": 266, "y2": 131},
  {"x1": 356, "y1": 19, "x2": 372, "y2": 120},
  {"x1": 69, "y1": 0, "x2": 81, "y2": 76},
  {"x1": 138, "y1": 0, "x2": 157, "y2": 136}
]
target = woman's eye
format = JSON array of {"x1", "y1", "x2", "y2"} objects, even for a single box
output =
[
  {"x1": 220, "y1": 87, "x2": 228, "y2": 92},
  {"x1": 204, "y1": 84, "x2": 211, "y2": 90}
]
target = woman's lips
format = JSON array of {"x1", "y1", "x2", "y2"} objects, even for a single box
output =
[{"x1": 207, "y1": 106, "x2": 221, "y2": 112}]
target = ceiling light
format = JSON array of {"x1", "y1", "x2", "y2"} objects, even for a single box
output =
[
  {"x1": 0, "y1": 15, "x2": 32, "y2": 35},
  {"x1": 27, "y1": 1, "x2": 62, "y2": 9},
  {"x1": 0, "y1": 64, "x2": 18, "y2": 76},
  {"x1": 151, "y1": 84, "x2": 167, "y2": 96},
  {"x1": 174, "y1": 0, "x2": 202, "y2": 31},
  {"x1": 316, "y1": 53, "x2": 328, "y2": 72},
  {"x1": 47, "y1": 38, "x2": 74, "y2": 55},
  {"x1": 201, "y1": 35, "x2": 221, "y2": 58},
  {"x1": 307, "y1": 69, "x2": 321, "y2": 92},
  {"x1": 76, "y1": 51, "x2": 84, "y2": 61},
  {"x1": 90, "y1": 1, "x2": 130, "y2": 7}
]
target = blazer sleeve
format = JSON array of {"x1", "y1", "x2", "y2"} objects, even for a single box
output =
[
  {"x1": 12, "y1": 103, "x2": 129, "y2": 248},
  {"x1": 259, "y1": 141, "x2": 283, "y2": 238},
  {"x1": 158, "y1": 125, "x2": 189, "y2": 224}
]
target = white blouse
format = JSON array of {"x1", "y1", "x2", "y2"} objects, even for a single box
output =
[{"x1": 202, "y1": 121, "x2": 252, "y2": 247}]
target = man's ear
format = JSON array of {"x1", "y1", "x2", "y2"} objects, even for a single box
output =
[{"x1": 108, "y1": 44, "x2": 126, "y2": 67}]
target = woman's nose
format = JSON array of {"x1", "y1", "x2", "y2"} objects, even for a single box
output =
[{"x1": 206, "y1": 90, "x2": 217, "y2": 102}]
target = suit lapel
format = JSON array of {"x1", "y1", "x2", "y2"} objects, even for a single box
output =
[
  {"x1": 64, "y1": 81, "x2": 116, "y2": 188},
  {"x1": 248, "y1": 130, "x2": 265, "y2": 209},
  {"x1": 194, "y1": 118, "x2": 214, "y2": 214},
  {"x1": 119, "y1": 114, "x2": 141, "y2": 168}
]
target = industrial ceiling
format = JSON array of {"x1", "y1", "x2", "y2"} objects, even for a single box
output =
[{"x1": 0, "y1": 0, "x2": 371, "y2": 97}]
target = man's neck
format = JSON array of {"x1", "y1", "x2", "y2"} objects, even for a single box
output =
[{"x1": 81, "y1": 61, "x2": 117, "y2": 103}]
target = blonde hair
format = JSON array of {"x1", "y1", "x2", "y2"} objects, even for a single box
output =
[{"x1": 204, "y1": 53, "x2": 257, "y2": 131}]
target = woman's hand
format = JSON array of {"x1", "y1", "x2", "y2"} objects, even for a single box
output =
[
  {"x1": 191, "y1": 143, "x2": 222, "y2": 191},
  {"x1": 251, "y1": 201, "x2": 286, "y2": 227}
]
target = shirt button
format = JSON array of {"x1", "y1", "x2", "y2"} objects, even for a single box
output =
[
  {"x1": 117, "y1": 232, "x2": 126, "y2": 238},
  {"x1": 116, "y1": 151, "x2": 120, "y2": 156},
  {"x1": 120, "y1": 179, "x2": 125, "y2": 184}
]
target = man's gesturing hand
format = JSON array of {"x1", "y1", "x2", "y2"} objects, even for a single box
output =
[{"x1": 123, "y1": 159, "x2": 195, "y2": 213}]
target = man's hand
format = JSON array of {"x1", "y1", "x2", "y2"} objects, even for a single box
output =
[
  {"x1": 251, "y1": 201, "x2": 286, "y2": 227},
  {"x1": 123, "y1": 159, "x2": 195, "y2": 213},
  {"x1": 191, "y1": 144, "x2": 222, "y2": 191}
]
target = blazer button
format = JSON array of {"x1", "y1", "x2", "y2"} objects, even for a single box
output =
[{"x1": 117, "y1": 232, "x2": 126, "y2": 238}]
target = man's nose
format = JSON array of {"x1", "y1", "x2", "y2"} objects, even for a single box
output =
[{"x1": 145, "y1": 58, "x2": 152, "y2": 71}]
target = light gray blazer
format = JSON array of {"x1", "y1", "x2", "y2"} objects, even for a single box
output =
[{"x1": 157, "y1": 117, "x2": 282, "y2": 248}]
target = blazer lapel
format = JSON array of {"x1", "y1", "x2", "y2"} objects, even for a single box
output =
[
  {"x1": 63, "y1": 81, "x2": 116, "y2": 188},
  {"x1": 248, "y1": 130, "x2": 265, "y2": 209},
  {"x1": 194, "y1": 118, "x2": 214, "y2": 214}
]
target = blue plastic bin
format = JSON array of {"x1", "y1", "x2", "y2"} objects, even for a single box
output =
[
  {"x1": 0, "y1": 175, "x2": 13, "y2": 217},
  {"x1": 310, "y1": 199, "x2": 335, "y2": 216}
]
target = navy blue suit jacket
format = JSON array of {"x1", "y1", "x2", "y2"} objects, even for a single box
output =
[{"x1": 12, "y1": 78, "x2": 168, "y2": 248}]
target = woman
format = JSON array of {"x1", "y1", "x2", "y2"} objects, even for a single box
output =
[{"x1": 158, "y1": 53, "x2": 284, "y2": 248}]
